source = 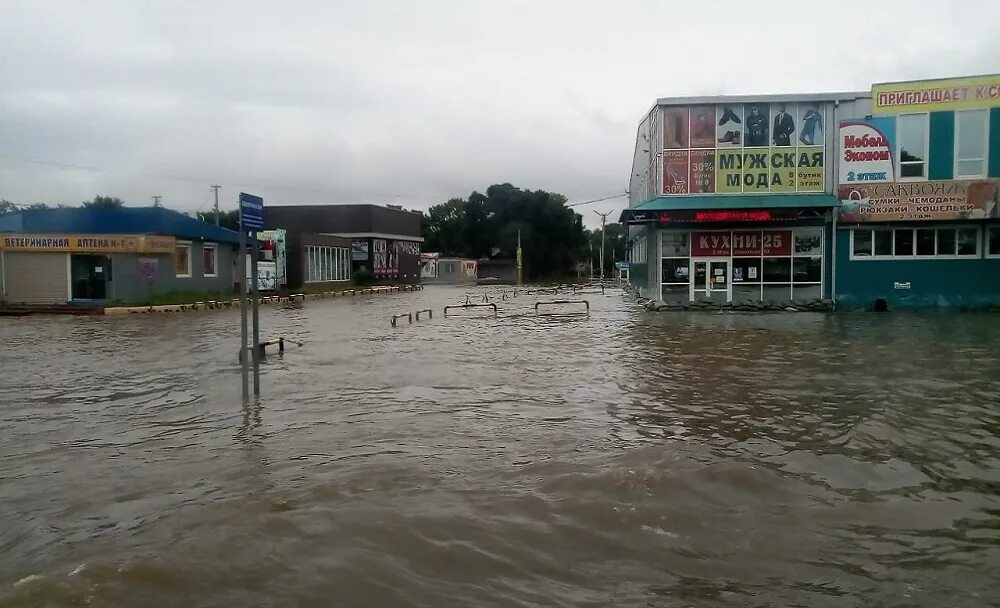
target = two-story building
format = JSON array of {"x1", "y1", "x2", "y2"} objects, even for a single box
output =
[
  {"x1": 834, "y1": 75, "x2": 1000, "y2": 309},
  {"x1": 623, "y1": 73, "x2": 1000, "y2": 310}
]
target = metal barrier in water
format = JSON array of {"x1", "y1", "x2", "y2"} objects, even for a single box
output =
[
  {"x1": 534, "y1": 299, "x2": 590, "y2": 316},
  {"x1": 391, "y1": 312, "x2": 413, "y2": 327},
  {"x1": 415, "y1": 309, "x2": 433, "y2": 320},
  {"x1": 444, "y1": 303, "x2": 498, "y2": 317},
  {"x1": 238, "y1": 337, "x2": 303, "y2": 361}
]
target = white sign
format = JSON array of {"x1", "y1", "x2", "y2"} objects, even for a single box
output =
[
  {"x1": 893, "y1": 281, "x2": 911, "y2": 290},
  {"x1": 839, "y1": 121, "x2": 894, "y2": 184}
]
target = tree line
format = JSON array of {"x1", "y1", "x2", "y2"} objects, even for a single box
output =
[{"x1": 421, "y1": 183, "x2": 625, "y2": 280}]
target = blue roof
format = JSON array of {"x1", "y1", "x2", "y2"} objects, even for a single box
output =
[{"x1": 0, "y1": 207, "x2": 240, "y2": 244}]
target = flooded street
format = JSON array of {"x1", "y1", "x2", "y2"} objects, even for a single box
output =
[{"x1": 2, "y1": 286, "x2": 1000, "y2": 607}]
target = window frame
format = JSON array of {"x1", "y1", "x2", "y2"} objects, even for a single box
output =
[
  {"x1": 849, "y1": 226, "x2": 981, "y2": 260},
  {"x1": 175, "y1": 241, "x2": 192, "y2": 278},
  {"x1": 954, "y1": 108, "x2": 990, "y2": 179},
  {"x1": 987, "y1": 226, "x2": 1000, "y2": 259},
  {"x1": 202, "y1": 243, "x2": 218, "y2": 278},
  {"x1": 896, "y1": 112, "x2": 929, "y2": 181}
]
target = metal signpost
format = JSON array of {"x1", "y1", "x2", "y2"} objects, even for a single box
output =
[{"x1": 238, "y1": 192, "x2": 264, "y2": 399}]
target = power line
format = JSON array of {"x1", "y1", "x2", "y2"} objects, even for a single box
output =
[{"x1": 566, "y1": 192, "x2": 627, "y2": 208}]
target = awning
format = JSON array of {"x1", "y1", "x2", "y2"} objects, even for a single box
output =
[{"x1": 620, "y1": 194, "x2": 839, "y2": 223}]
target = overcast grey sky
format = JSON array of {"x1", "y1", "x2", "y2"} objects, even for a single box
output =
[{"x1": 2, "y1": 0, "x2": 999, "y2": 227}]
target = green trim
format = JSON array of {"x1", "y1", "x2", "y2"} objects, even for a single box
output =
[
  {"x1": 928, "y1": 111, "x2": 954, "y2": 180},
  {"x1": 990, "y1": 108, "x2": 1000, "y2": 178},
  {"x1": 633, "y1": 194, "x2": 838, "y2": 211}
]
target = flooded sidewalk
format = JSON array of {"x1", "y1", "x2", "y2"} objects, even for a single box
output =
[{"x1": 2, "y1": 285, "x2": 1000, "y2": 607}]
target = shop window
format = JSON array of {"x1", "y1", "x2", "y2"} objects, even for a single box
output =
[
  {"x1": 733, "y1": 283, "x2": 761, "y2": 302},
  {"x1": 988, "y1": 227, "x2": 1000, "y2": 258},
  {"x1": 897, "y1": 113, "x2": 928, "y2": 179},
  {"x1": 762, "y1": 285, "x2": 792, "y2": 301},
  {"x1": 894, "y1": 229, "x2": 914, "y2": 256},
  {"x1": 731, "y1": 257, "x2": 760, "y2": 283},
  {"x1": 662, "y1": 232, "x2": 689, "y2": 257},
  {"x1": 916, "y1": 229, "x2": 936, "y2": 256},
  {"x1": 852, "y1": 227, "x2": 979, "y2": 259},
  {"x1": 203, "y1": 244, "x2": 218, "y2": 277},
  {"x1": 306, "y1": 245, "x2": 350, "y2": 282},
  {"x1": 937, "y1": 229, "x2": 956, "y2": 256},
  {"x1": 794, "y1": 228, "x2": 823, "y2": 255},
  {"x1": 661, "y1": 284, "x2": 687, "y2": 303},
  {"x1": 957, "y1": 228, "x2": 979, "y2": 256},
  {"x1": 762, "y1": 257, "x2": 790, "y2": 282},
  {"x1": 661, "y1": 258, "x2": 690, "y2": 284},
  {"x1": 175, "y1": 242, "x2": 192, "y2": 277},
  {"x1": 874, "y1": 231, "x2": 893, "y2": 256},
  {"x1": 852, "y1": 229, "x2": 872, "y2": 256},
  {"x1": 793, "y1": 257, "x2": 822, "y2": 283},
  {"x1": 955, "y1": 109, "x2": 988, "y2": 178}
]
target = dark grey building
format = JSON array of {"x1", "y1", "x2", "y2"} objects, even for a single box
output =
[{"x1": 264, "y1": 204, "x2": 423, "y2": 286}]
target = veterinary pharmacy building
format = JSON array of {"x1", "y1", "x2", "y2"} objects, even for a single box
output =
[{"x1": 623, "y1": 73, "x2": 1000, "y2": 309}]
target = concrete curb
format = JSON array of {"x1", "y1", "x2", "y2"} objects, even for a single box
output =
[{"x1": 102, "y1": 284, "x2": 423, "y2": 315}]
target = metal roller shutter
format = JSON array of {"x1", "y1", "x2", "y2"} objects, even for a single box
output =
[{"x1": 3, "y1": 252, "x2": 68, "y2": 305}]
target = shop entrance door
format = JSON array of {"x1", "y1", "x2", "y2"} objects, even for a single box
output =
[
  {"x1": 690, "y1": 258, "x2": 730, "y2": 303},
  {"x1": 70, "y1": 254, "x2": 111, "y2": 300}
]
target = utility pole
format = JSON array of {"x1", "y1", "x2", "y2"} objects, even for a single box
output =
[
  {"x1": 152, "y1": 195, "x2": 162, "y2": 207},
  {"x1": 516, "y1": 228, "x2": 523, "y2": 286},
  {"x1": 594, "y1": 210, "x2": 612, "y2": 283},
  {"x1": 589, "y1": 241, "x2": 593, "y2": 280},
  {"x1": 210, "y1": 185, "x2": 221, "y2": 226}
]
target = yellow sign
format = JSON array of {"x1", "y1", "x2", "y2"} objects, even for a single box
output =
[
  {"x1": 0, "y1": 234, "x2": 177, "y2": 253},
  {"x1": 873, "y1": 74, "x2": 1000, "y2": 114}
]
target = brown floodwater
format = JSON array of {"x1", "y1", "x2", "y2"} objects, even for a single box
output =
[{"x1": 2, "y1": 285, "x2": 1000, "y2": 607}]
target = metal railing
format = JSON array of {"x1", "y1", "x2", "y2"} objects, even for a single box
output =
[
  {"x1": 534, "y1": 299, "x2": 590, "y2": 316},
  {"x1": 444, "y1": 303, "x2": 498, "y2": 317}
]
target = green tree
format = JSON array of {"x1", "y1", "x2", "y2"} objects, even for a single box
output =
[
  {"x1": 82, "y1": 195, "x2": 125, "y2": 208},
  {"x1": 586, "y1": 222, "x2": 627, "y2": 277},
  {"x1": 421, "y1": 183, "x2": 590, "y2": 280},
  {"x1": 197, "y1": 209, "x2": 240, "y2": 230},
  {"x1": 0, "y1": 200, "x2": 16, "y2": 214}
]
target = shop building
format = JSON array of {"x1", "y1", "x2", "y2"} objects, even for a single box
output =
[
  {"x1": 264, "y1": 204, "x2": 423, "y2": 286},
  {"x1": 834, "y1": 74, "x2": 1000, "y2": 309},
  {"x1": 0, "y1": 207, "x2": 240, "y2": 305},
  {"x1": 420, "y1": 253, "x2": 478, "y2": 283},
  {"x1": 621, "y1": 91, "x2": 869, "y2": 305}
]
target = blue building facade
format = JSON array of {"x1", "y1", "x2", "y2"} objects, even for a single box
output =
[
  {"x1": 623, "y1": 73, "x2": 1000, "y2": 310},
  {"x1": 0, "y1": 207, "x2": 241, "y2": 305}
]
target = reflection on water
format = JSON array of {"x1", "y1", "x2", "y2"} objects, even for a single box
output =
[{"x1": 1, "y1": 287, "x2": 999, "y2": 607}]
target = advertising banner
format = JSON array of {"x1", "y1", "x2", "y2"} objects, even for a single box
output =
[
  {"x1": 716, "y1": 104, "x2": 743, "y2": 148},
  {"x1": 0, "y1": 234, "x2": 175, "y2": 253},
  {"x1": 761, "y1": 230, "x2": 792, "y2": 255},
  {"x1": 690, "y1": 106, "x2": 716, "y2": 148},
  {"x1": 663, "y1": 107, "x2": 689, "y2": 149},
  {"x1": 257, "y1": 228, "x2": 287, "y2": 286},
  {"x1": 839, "y1": 119, "x2": 896, "y2": 185},
  {"x1": 716, "y1": 149, "x2": 743, "y2": 193},
  {"x1": 769, "y1": 149, "x2": 797, "y2": 192},
  {"x1": 873, "y1": 75, "x2": 1000, "y2": 114},
  {"x1": 744, "y1": 103, "x2": 770, "y2": 147},
  {"x1": 798, "y1": 104, "x2": 824, "y2": 146},
  {"x1": 732, "y1": 231, "x2": 762, "y2": 256},
  {"x1": 742, "y1": 148, "x2": 770, "y2": 193},
  {"x1": 351, "y1": 238, "x2": 369, "y2": 261},
  {"x1": 770, "y1": 104, "x2": 797, "y2": 147},
  {"x1": 839, "y1": 180, "x2": 999, "y2": 222},
  {"x1": 663, "y1": 150, "x2": 689, "y2": 194},
  {"x1": 689, "y1": 149, "x2": 715, "y2": 194},
  {"x1": 691, "y1": 232, "x2": 732, "y2": 256},
  {"x1": 796, "y1": 146, "x2": 825, "y2": 191}
]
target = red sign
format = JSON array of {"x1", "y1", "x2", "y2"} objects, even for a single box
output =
[
  {"x1": 689, "y1": 149, "x2": 715, "y2": 194},
  {"x1": 762, "y1": 230, "x2": 791, "y2": 255},
  {"x1": 732, "y1": 231, "x2": 761, "y2": 256},
  {"x1": 691, "y1": 232, "x2": 731, "y2": 256},
  {"x1": 692, "y1": 211, "x2": 772, "y2": 222},
  {"x1": 663, "y1": 150, "x2": 689, "y2": 194},
  {"x1": 691, "y1": 230, "x2": 791, "y2": 256}
]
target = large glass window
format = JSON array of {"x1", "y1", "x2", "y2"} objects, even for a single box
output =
[
  {"x1": 662, "y1": 232, "x2": 689, "y2": 257},
  {"x1": 894, "y1": 229, "x2": 914, "y2": 256},
  {"x1": 955, "y1": 109, "x2": 988, "y2": 178},
  {"x1": 793, "y1": 257, "x2": 822, "y2": 283},
  {"x1": 305, "y1": 245, "x2": 350, "y2": 282},
  {"x1": 874, "y1": 231, "x2": 893, "y2": 256},
  {"x1": 762, "y1": 257, "x2": 790, "y2": 282},
  {"x1": 175, "y1": 242, "x2": 192, "y2": 277},
  {"x1": 851, "y1": 227, "x2": 979, "y2": 259},
  {"x1": 898, "y1": 113, "x2": 928, "y2": 179}
]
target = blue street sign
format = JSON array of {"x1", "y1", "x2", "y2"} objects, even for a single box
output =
[{"x1": 239, "y1": 192, "x2": 264, "y2": 231}]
